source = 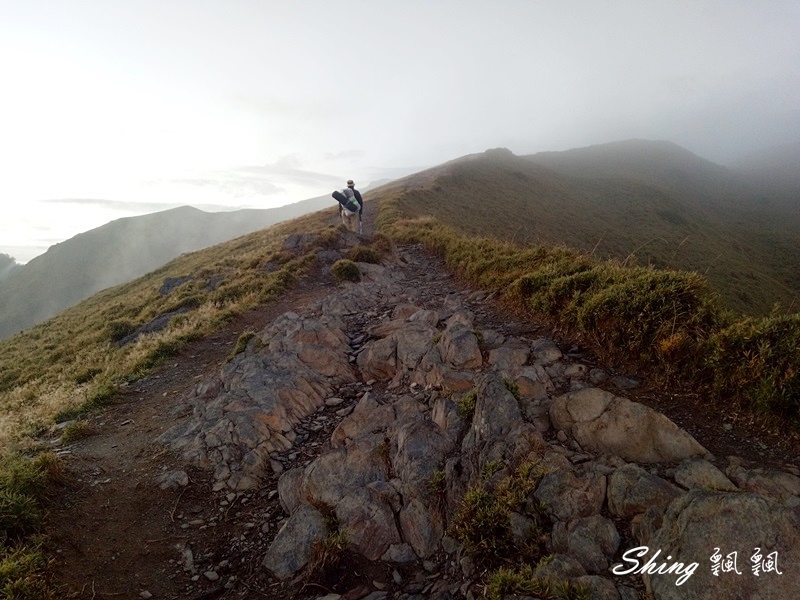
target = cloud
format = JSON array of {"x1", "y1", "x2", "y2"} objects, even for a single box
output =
[
  {"x1": 324, "y1": 149, "x2": 366, "y2": 162},
  {"x1": 172, "y1": 176, "x2": 285, "y2": 197},
  {"x1": 233, "y1": 164, "x2": 342, "y2": 188},
  {"x1": 41, "y1": 198, "x2": 184, "y2": 212}
]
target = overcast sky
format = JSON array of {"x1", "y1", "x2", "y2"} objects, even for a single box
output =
[{"x1": 2, "y1": 1, "x2": 799, "y2": 262}]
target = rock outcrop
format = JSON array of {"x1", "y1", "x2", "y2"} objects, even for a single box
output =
[{"x1": 158, "y1": 243, "x2": 800, "y2": 599}]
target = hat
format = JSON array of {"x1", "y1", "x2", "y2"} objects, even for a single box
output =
[{"x1": 346, "y1": 179, "x2": 354, "y2": 186}]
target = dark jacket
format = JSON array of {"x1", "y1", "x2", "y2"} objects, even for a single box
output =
[{"x1": 340, "y1": 187, "x2": 363, "y2": 216}]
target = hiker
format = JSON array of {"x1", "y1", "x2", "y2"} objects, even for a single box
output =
[{"x1": 338, "y1": 179, "x2": 363, "y2": 234}]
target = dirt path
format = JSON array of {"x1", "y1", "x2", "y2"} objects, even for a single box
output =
[
  {"x1": 45, "y1": 260, "x2": 338, "y2": 599},
  {"x1": 45, "y1": 211, "x2": 799, "y2": 599}
]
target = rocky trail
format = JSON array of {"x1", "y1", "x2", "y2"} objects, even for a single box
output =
[{"x1": 45, "y1": 218, "x2": 799, "y2": 600}]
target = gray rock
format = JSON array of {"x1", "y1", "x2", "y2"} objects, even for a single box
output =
[
  {"x1": 357, "y1": 336, "x2": 398, "y2": 381},
  {"x1": 395, "y1": 323, "x2": 437, "y2": 370},
  {"x1": 551, "y1": 515, "x2": 620, "y2": 573},
  {"x1": 643, "y1": 490, "x2": 800, "y2": 598},
  {"x1": 488, "y1": 341, "x2": 530, "y2": 371},
  {"x1": 533, "y1": 553, "x2": 587, "y2": 580},
  {"x1": 726, "y1": 463, "x2": 800, "y2": 503},
  {"x1": 607, "y1": 463, "x2": 683, "y2": 518},
  {"x1": 532, "y1": 338, "x2": 562, "y2": 364},
  {"x1": 674, "y1": 458, "x2": 736, "y2": 491},
  {"x1": 330, "y1": 392, "x2": 395, "y2": 447},
  {"x1": 154, "y1": 470, "x2": 189, "y2": 490},
  {"x1": 550, "y1": 388, "x2": 708, "y2": 463},
  {"x1": 262, "y1": 504, "x2": 328, "y2": 580},
  {"x1": 381, "y1": 543, "x2": 418, "y2": 563},
  {"x1": 301, "y1": 437, "x2": 388, "y2": 507},
  {"x1": 571, "y1": 576, "x2": 619, "y2": 600},
  {"x1": 463, "y1": 374, "x2": 524, "y2": 454},
  {"x1": 399, "y1": 496, "x2": 444, "y2": 559},
  {"x1": 336, "y1": 487, "x2": 401, "y2": 561},
  {"x1": 439, "y1": 324, "x2": 482, "y2": 370},
  {"x1": 533, "y1": 467, "x2": 606, "y2": 522},
  {"x1": 277, "y1": 468, "x2": 305, "y2": 515}
]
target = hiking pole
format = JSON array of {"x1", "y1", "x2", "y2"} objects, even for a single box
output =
[{"x1": 359, "y1": 215, "x2": 363, "y2": 236}]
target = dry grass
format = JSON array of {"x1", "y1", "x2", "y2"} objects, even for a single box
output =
[
  {"x1": 375, "y1": 194, "x2": 800, "y2": 424},
  {"x1": 0, "y1": 207, "x2": 344, "y2": 595},
  {"x1": 370, "y1": 151, "x2": 800, "y2": 316},
  {"x1": 0, "y1": 209, "x2": 338, "y2": 456}
]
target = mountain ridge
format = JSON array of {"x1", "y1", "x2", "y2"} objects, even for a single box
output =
[
  {"x1": 0, "y1": 196, "x2": 338, "y2": 339},
  {"x1": 369, "y1": 140, "x2": 800, "y2": 315}
]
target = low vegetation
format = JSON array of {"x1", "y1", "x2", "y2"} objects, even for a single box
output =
[
  {"x1": 0, "y1": 452, "x2": 67, "y2": 598},
  {"x1": 346, "y1": 244, "x2": 381, "y2": 264},
  {"x1": 0, "y1": 212, "x2": 338, "y2": 456},
  {"x1": 456, "y1": 389, "x2": 477, "y2": 422},
  {"x1": 485, "y1": 564, "x2": 589, "y2": 600},
  {"x1": 450, "y1": 457, "x2": 548, "y2": 566},
  {"x1": 371, "y1": 147, "x2": 800, "y2": 316},
  {"x1": 227, "y1": 331, "x2": 257, "y2": 362},
  {"x1": 330, "y1": 259, "x2": 361, "y2": 282},
  {"x1": 0, "y1": 210, "x2": 343, "y2": 595},
  {"x1": 377, "y1": 199, "x2": 800, "y2": 424}
]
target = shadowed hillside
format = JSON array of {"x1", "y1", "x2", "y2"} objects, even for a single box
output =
[
  {"x1": 367, "y1": 142, "x2": 800, "y2": 315},
  {"x1": 0, "y1": 197, "x2": 338, "y2": 339}
]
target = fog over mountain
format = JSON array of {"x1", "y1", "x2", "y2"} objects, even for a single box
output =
[
  {"x1": 2, "y1": 138, "x2": 799, "y2": 340},
  {"x1": 370, "y1": 139, "x2": 800, "y2": 315},
  {"x1": 0, "y1": 254, "x2": 19, "y2": 282},
  {"x1": 0, "y1": 195, "x2": 336, "y2": 339},
  {"x1": 3, "y1": 2, "x2": 799, "y2": 255}
]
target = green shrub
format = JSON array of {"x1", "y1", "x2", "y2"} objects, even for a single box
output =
[
  {"x1": 503, "y1": 377, "x2": 521, "y2": 401},
  {"x1": 430, "y1": 469, "x2": 446, "y2": 497},
  {"x1": 347, "y1": 245, "x2": 381, "y2": 264},
  {"x1": 0, "y1": 453, "x2": 64, "y2": 500},
  {"x1": 106, "y1": 319, "x2": 135, "y2": 343},
  {"x1": 486, "y1": 565, "x2": 589, "y2": 600},
  {"x1": 450, "y1": 458, "x2": 546, "y2": 565},
  {"x1": 705, "y1": 314, "x2": 800, "y2": 417},
  {"x1": 132, "y1": 338, "x2": 183, "y2": 373},
  {"x1": 0, "y1": 545, "x2": 61, "y2": 599},
  {"x1": 573, "y1": 268, "x2": 723, "y2": 361},
  {"x1": 458, "y1": 389, "x2": 477, "y2": 421},
  {"x1": 59, "y1": 421, "x2": 97, "y2": 445},
  {"x1": 0, "y1": 490, "x2": 40, "y2": 538},
  {"x1": 331, "y1": 259, "x2": 361, "y2": 282},
  {"x1": 227, "y1": 331, "x2": 256, "y2": 362},
  {"x1": 73, "y1": 367, "x2": 102, "y2": 385},
  {"x1": 0, "y1": 453, "x2": 68, "y2": 597},
  {"x1": 54, "y1": 380, "x2": 117, "y2": 422}
]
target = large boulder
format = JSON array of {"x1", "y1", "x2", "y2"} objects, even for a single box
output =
[
  {"x1": 335, "y1": 487, "x2": 401, "y2": 561},
  {"x1": 439, "y1": 324, "x2": 482, "y2": 370},
  {"x1": 550, "y1": 388, "x2": 708, "y2": 463},
  {"x1": 262, "y1": 504, "x2": 328, "y2": 580},
  {"x1": 356, "y1": 335, "x2": 398, "y2": 381},
  {"x1": 637, "y1": 490, "x2": 800, "y2": 598},
  {"x1": 159, "y1": 310, "x2": 355, "y2": 490}
]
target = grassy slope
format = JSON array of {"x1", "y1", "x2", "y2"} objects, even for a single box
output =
[
  {"x1": 371, "y1": 144, "x2": 799, "y2": 315},
  {"x1": 0, "y1": 207, "x2": 362, "y2": 594},
  {"x1": 0, "y1": 198, "x2": 337, "y2": 340},
  {"x1": 0, "y1": 209, "x2": 343, "y2": 455}
]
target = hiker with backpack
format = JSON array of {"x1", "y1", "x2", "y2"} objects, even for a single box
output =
[{"x1": 332, "y1": 179, "x2": 363, "y2": 234}]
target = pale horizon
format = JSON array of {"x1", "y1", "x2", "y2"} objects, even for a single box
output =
[{"x1": 2, "y1": 1, "x2": 798, "y2": 263}]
